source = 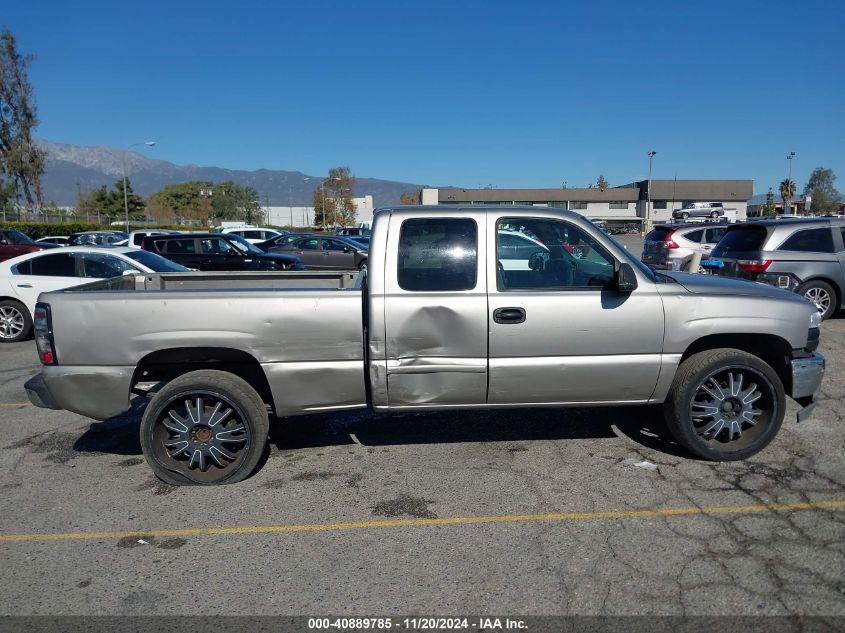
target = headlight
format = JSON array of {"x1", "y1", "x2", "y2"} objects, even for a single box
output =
[{"x1": 809, "y1": 311, "x2": 822, "y2": 329}]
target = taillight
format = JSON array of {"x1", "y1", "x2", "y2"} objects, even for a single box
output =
[
  {"x1": 737, "y1": 259, "x2": 773, "y2": 273},
  {"x1": 33, "y1": 303, "x2": 57, "y2": 365},
  {"x1": 664, "y1": 229, "x2": 679, "y2": 249}
]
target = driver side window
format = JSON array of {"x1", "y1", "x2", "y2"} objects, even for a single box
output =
[{"x1": 496, "y1": 217, "x2": 615, "y2": 291}]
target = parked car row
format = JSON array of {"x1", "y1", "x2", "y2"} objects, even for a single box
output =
[{"x1": 643, "y1": 217, "x2": 845, "y2": 320}]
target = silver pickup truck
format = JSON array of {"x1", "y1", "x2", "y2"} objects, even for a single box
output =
[{"x1": 25, "y1": 206, "x2": 825, "y2": 485}]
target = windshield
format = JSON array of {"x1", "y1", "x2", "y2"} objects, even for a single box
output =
[
  {"x1": 124, "y1": 250, "x2": 189, "y2": 272},
  {"x1": 5, "y1": 230, "x2": 35, "y2": 244},
  {"x1": 226, "y1": 234, "x2": 262, "y2": 254}
]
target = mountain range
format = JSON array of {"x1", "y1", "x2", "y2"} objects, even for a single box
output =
[{"x1": 37, "y1": 140, "x2": 424, "y2": 207}]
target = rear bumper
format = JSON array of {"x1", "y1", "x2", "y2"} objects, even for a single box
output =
[
  {"x1": 24, "y1": 374, "x2": 60, "y2": 410},
  {"x1": 24, "y1": 366, "x2": 134, "y2": 421},
  {"x1": 791, "y1": 353, "x2": 825, "y2": 421}
]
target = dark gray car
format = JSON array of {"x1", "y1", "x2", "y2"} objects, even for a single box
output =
[{"x1": 704, "y1": 218, "x2": 845, "y2": 319}]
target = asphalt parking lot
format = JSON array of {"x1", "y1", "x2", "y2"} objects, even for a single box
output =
[{"x1": 0, "y1": 295, "x2": 843, "y2": 617}]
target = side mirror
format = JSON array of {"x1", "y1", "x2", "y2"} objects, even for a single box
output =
[
  {"x1": 616, "y1": 263, "x2": 638, "y2": 292},
  {"x1": 122, "y1": 269, "x2": 142, "y2": 276},
  {"x1": 0, "y1": 239, "x2": 7, "y2": 246},
  {"x1": 343, "y1": 247, "x2": 351, "y2": 253}
]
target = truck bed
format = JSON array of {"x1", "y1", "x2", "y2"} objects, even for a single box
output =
[{"x1": 38, "y1": 270, "x2": 367, "y2": 418}]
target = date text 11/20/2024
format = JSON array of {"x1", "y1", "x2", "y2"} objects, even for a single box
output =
[{"x1": 307, "y1": 617, "x2": 528, "y2": 630}]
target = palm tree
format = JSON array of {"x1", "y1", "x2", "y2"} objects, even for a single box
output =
[{"x1": 779, "y1": 178, "x2": 796, "y2": 214}]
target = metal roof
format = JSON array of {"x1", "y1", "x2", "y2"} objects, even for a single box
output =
[{"x1": 626, "y1": 180, "x2": 754, "y2": 201}]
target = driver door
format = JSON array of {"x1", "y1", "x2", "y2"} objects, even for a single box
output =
[{"x1": 487, "y1": 215, "x2": 665, "y2": 404}]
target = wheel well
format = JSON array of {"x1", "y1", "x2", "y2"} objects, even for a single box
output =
[
  {"x1": 682, "y1": 334, "x2": 793, "y2": 394},
  {"x1": 133, "y1": 347, "x2": 275, "y2": 412},
  {"x1": 0, "y1": 296, "x2": 26, "y2": 307}
]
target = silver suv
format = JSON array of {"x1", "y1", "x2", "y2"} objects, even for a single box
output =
[
  {"x1": 672, "y1": 202, "x2": 725, "y2": 220},
  {"x1": 642, "y1": 224, "x2": 727, "y2": 271},
  {"x1": 705, "y1": 218, "x2": 845, "y2": 319}
]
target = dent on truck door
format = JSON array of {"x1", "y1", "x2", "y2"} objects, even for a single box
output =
[
  {"x1": 487, "y1": 216, "x2": 664, "y2": 404},
  {"x1": 380, "y1": 213, "x2": 488, "y2": 407}
]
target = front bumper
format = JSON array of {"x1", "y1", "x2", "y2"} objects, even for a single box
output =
[{"x1": 791, "y1": 353, "x2": 825, "y2": 422}]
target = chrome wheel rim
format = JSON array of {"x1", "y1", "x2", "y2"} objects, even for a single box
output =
[
  {"x1": 151, "y1": 390, "x2": 251, "y2": 483},
  {"x1": 689, "y1": 366, "x2": 776, "y2": 448},
  {"x1": 804, "y1": 287, "x2": 831, "y2": 314},
  {"x1": 570, "y1": 247, "x2": 584, "y2": 259},
  {"x1": 0, "y1": 306, "x2": 25, "y2": 340}
]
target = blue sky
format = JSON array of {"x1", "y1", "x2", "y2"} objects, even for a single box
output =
[{"x1": 6, "y1": 0, "x2": 844, "y2": 194}]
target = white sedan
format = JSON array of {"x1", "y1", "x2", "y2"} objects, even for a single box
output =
[{"x1": 0, "y1": 246, "x2": 188, "y2": 343}]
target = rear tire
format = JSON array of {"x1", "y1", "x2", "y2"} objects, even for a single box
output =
[
  {"x1": 798, "y1": 280, "x2": 837, "y2": 320},
  {"x1": 710, "y1": 211, "x2": 719, "y2": 219},
  {"x1": 0, "y1": 300, "x2": 32, "y2": 343},
  {"x1": 140, "y1": 370, "x2": 270, "y2": 485},
  {"x1": 664, "y1": 349, "x2": 785, "y2": 461},
  {"x1": 681, "y1": 212, "x2": 690, "y2": 220}
]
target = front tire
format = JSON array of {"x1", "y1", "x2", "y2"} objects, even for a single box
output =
[
  {"x1": 0, "y1": 300, "x2": 32, "y2": 343},
  {"x1": 664, "y1": 349, "x2": 785, "y2": 461},
  {"x1": 710, "y1": 211, "x2": 720, "y2": 219},
  {"x1": 140, "y1": 370, "x2": 270, "y2": 485},
  {"x1": 681, "y1": 212, "x2": 690, "y2": 220},
  {"x1": 798, "y1": 280, "x2": 836, "y2": 320}
]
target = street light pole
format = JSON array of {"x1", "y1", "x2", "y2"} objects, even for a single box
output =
[
  {"x1": 122, "y1": 141, "x2": 155, "y2": 232},
  {"x1": 646, "y1": 150, "x2": 657, "y2": 234},
  {"x1": 786, "y1": 151, "x2": 796, "y2": 214}
]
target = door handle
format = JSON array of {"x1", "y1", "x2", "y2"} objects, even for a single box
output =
[
  {"x1": 493, "y1": 307, "x2": 526, "y2": 324},
  {"x1": 16, "y1": 284, "x2": 33, "y2": 288}
]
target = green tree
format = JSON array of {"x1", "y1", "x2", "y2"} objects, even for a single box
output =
[
  {"x1": 762, "y1": 188, "x2": 777, "y2": 217},
  {"x1": 210, "y1": 181, "x2": 262, "y2": 223},
  {"x1": 0, "y1": 30, "x2": 45, "y2": 211},
  {"x1": 148, "y1": 181, "x2": 214, "y2": 223},
  {"x1": 779, "y1": 178, "x2": 796, "y2": 214},
  {"x1": 114, "y1": 178, "x2": 145, "y2": 219},
  {"x1": 312, "y1": 167, "x2": 356, "y2": 227},
  {"x1": 803, "y1": 167, "x2": 840, "y2": 215},
  {"x1": 596, "y1": 175, "x2": 609, "y2": 192}
]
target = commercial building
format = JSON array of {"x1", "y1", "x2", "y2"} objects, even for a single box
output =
[
  {"x1": 422, "y1": 179, "x2": 753, "y2": 224},
  {"x1": 264, "y1": 195, "x2": 374, "y2": 228}
]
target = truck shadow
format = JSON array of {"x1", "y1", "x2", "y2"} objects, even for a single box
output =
[
  {"x1": 268, "y1": 404, "x2": 687, "y2": 458},
  {"x1": 72, "y1": 400, "x2": 688, "y2": 459}
]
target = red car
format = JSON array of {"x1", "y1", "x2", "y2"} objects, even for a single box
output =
[{"x1": 0, "y1": 230, "x2": 58, "y2": 262}]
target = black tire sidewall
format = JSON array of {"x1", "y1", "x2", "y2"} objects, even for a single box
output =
[
  {"x1": 666, "y1": 350, "x2": 786, "y2": 461},
  {"x1": 0, "y1": 300, "x2": 32, "y2": 343},
  {"x1": 798, "y1": 280, "x2": 836, "y2": 320},
  {"x1": 140, "y1": 370, "x2": 269, "y2": 485}
]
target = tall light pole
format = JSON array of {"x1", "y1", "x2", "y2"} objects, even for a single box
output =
[
  {"x1": 786, "y1": 151, "x2": 796, "y2": 214},
  {"x1": 646, "y1": 150, "x2": 657, "y2": 234},
  {"x1": 122, "y1": 141, "x2": 155, "y2": 232}
]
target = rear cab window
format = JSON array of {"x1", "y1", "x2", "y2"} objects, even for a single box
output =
[{"x1": 398, "y1": 218, "x2": 477, "y2": 291}]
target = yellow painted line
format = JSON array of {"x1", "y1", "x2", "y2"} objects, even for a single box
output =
[
  {"x1": 0, "y1": 499, "x2": 843, "y2": 544},
  {"x1": 0, "y1": 403, "x2": 31, "y2": 408}
]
